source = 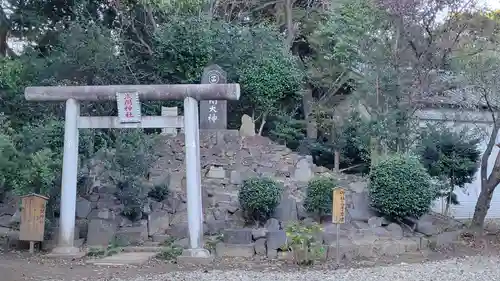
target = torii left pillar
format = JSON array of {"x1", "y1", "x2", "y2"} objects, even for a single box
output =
[{"x1": 24, "y1": 84, "x2": 240, "y2": 258}]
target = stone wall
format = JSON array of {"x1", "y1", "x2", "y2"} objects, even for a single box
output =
[
  {"x1": 0, "y1": 130, "x2": 372, "y2": 249},
  {"x1": 76, "y1": 130, "x2": 372, "y2": 247},
  {"x1": 0, "y1": 129, "x2": 467, "y2": 258}
]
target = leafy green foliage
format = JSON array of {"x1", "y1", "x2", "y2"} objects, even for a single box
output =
[
  {"x1": 304, "y1": 177, "x2": 336, "y2": 219},
  {"x1": 369, "y1": 154, "x2": 435, "y2": 219},
  {"x1": 86, "y1": 239, "x2": 124, "y2": 257},
  {"x1": 268, "y1": 114, "x2": 306, "y2": 150},
  {"x1": 0, "y1": 132, "x2": 19, "y2": 200},
  {"x1": 238, "y1": 44, "x2": 303, "y2": 123},
  {"x1": 157, "y1": 245, "x2": 183, "y2": 261},
  {"x1": 283, "y1": 221, "x2": 325, "y2": 265},
  {"x1": 205, "y1": 234, "x2": 224, "y2": 253},
  {"x1": 156, "y1": 235, "x2": 183, "y2": 261},
  {"x1": 303, "y1": 111, "x2": 370, "y2": 173},
  {"x1": 14, "y1": 148, "x2": 61, "y2": 197},
  {"x1": 417, "y1": 124, "x2": 480, "y2": 206},
  {"x1": 148, "y1": 182, "x2": 169, "y2": 202},
  {"x1": 239, "y1": 177, "x2": 282, "y2": 223},
  {"x1": 105, "y1": 130, "x2": 161, "y2": 221},
  {"x1": 151, "y1": 16, "x2": 214, "y2": 85}
]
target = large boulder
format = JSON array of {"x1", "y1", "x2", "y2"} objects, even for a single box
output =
[
  {"x1": 223, "y1": 228, "x2": 253, "y2": 244},
  {"x1": 347, "y1": 192, "x2": 377, "y2": 222},
  {"x1": 115, "y1": 221, "x2": 148, "y2": 245},
  {"x1": 148, "y1": 210, "x2": 171, "y2": 236},
  {"x1": 293, "y1": 157, "x2": 313, "y2": 182},
  {"x1": 87, "y1": 219, "x2": 117, "y2": 247},
  {"x1": 0, "y1": 215, "x2": 12, "y2": 227},
  {"x1": 266, "y1": 230, "x2": 287, "y2": 250},
  {"x1": 76, "y1": 197, "x2": 92, "y2": 219},
  {"x1": 273, "y1": 194, "x2": 298, "y2": 223}
]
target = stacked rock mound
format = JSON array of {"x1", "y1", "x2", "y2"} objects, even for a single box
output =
[
  {"x1": 70, "y1": 130, "x2": 373, "y2": 249},
  {"x1": 0, "y1": 129, "x2": 465, "y2": 259}
]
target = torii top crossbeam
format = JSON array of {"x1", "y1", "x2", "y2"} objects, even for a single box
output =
[{"x1": 24, "y1": 84, "x2": 241, "y2": 101}]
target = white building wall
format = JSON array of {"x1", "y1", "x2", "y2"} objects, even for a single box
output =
[{"x1": 416, "y1": 108, "x2": 500, "y2": 219}]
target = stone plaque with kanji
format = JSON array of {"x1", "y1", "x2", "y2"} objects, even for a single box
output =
[{"x1": 200, "y1": 64, "x2": 227, "y2": 129}]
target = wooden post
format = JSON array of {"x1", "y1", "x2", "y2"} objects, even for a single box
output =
[
  {"x1": 19, "y1": 194, "x2": 49, "y2": 254},
  {"x1": 332, "y1": 188, "x2": 346, "y2": 265}
]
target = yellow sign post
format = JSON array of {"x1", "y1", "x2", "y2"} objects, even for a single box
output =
[
  {"x1": 332, "y1": 188, "x2": 346, "y2": 224},
  {"x1": 332, "y1": 188, "x2": 346, "y2": 265}
]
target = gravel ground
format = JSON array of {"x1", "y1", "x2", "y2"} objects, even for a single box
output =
[{"x1": 40, "y1": 255, "x2": 500, "y2": 281}]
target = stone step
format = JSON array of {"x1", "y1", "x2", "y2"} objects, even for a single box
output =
[
  {"x1": 121, "y1": 246, "x2": 163, "y2": 253},
  {"x1": 152, "y1": 234, "x2": 169, "y2": 243},
  {"x1": 42, "y1": 239, "x2": 84, "y2": 251},
  {"x1": 86, "y1": 252, "x2": 158, "y2": 266},
  {"x1": 142, "y1": 241, "x2": 161, "y2": 247},
  {"x1": 215, "y1": 243, "x2": 255, "y2": 257},
  {"x1": 140, "y1": 240, "x2": 161, "y2": 247}
]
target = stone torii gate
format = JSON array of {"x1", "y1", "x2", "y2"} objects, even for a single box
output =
[{"x1": 24, "y1": 83, "x2": 240, "y2": 258}]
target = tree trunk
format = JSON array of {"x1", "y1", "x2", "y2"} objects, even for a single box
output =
[
  {"x1": 370, "y1": 137, "x2": 381, "y2": 166},
  {"x1": 470, "y1": 122, "x2": 500, "y2": 233},
  {"x1": 470, "y1": 183, "x2": 495, "y2": 233},
  {"x1": 0, "y1": 28, "x2": 7, "y2": 57},
  {"x1": 257, "y1": 112, "x2": 268, "y2": 136},
  {"x1": 284, "y1": 0, "x2": 294, "y2": 47},
  {"x1": 334, "y1": 150, "x2": 340, "y2": 172},
  {"x1": 0, "y1": 9, "x2": 9, "y2": 58},
  {"x1": 303, "y1": 88, "x2": 317, "y2": 139}
]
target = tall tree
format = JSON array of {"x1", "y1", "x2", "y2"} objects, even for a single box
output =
[{"x1": 453, "y1": 10, "x2": 500, "y2": 232}]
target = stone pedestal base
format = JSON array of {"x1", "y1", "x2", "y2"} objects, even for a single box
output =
[
  {"x1": 46, "y1": 246, "x2": 85, "y2": 259},
  {"x1": 177, "y1": 248, "x2": 213, "y2": 265}
]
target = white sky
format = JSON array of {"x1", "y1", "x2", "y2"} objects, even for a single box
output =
[{"x1": 479, "y1": 0, "x2": 500, "y2": 10}]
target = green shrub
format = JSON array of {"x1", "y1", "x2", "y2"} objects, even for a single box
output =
[
  {"x1": 0, "y1": 133, "x2": 20, "y2": 201},
  {"x1": 369, "y1": 154, "x2": 435, "y2": 219},
  {"x1": 148, "y1": 182, "x2": 169, "y2": 202},
  {"x1": 304, "y1": 176, "x2": 336, "y2": 219},
  {"x1": 417, "y1": 124, "x2": 480, "y2": 213},
  {"x1": 239, "y1": 177, "x2": 282, "y2": 223},
  {"x1": 116, "y1": 181, "x2": 146, "y2": 221}
]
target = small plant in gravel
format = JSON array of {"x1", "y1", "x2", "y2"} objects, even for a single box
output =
[
  {"x1": 157, "y1": 246, "x2": 183, "y2": 261},
  {"x1": 205, "y1": 234, "x2": 224, "y2": 254},
  {"x1": 157, "y1": 236, "x2": 183, "y2": 261},
  {"x1": 282, "y1": 221, "x2": 325, "y2": 265},
  {"x1": 159, "y1": 236, "x2": 177, "y2": 246},
  {"x1": 304, "y1": 176, "x2": 336, "y2": 221},
  {"x1": 369, "y1": 153, "x2": 435, "y2": 220},
  {"x1": 147, "y1": 182, "x2": 169, "y2": 202},
  {"x1": 239, "y1": 177, "x2": 282, "y2": 223},
  {"x1": 86, "y1": 238, "x2": 125, "y2": 258}
]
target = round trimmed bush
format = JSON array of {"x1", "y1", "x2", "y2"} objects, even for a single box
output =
[
  {"x1": 369, "y1": 154, "x2": 435, "y2": 219},
  {"x1": 239, "y1": 177, "x2": 282, "y2": 222},
  {"x1": 304, "y1": 176, "x2": 336, "y2": 218}
]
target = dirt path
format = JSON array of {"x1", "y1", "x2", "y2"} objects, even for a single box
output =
[{"x1": 1, "y1": 234, "x2": 499, "y2": 281}]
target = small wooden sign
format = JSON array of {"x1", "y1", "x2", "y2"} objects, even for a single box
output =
[
  {"x1": 20, "y1": 194, "x2": 49, "y2": 242},
  {"x1": 116, "y1": 92, "x2": 141, "y2": 123},
  {"x1": 332, "y1": 188, "x2": 346, "y2": 224}
]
